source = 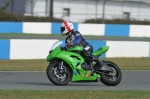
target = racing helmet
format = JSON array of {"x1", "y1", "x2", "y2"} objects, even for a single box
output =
[{"x1": 61, "y1": 21, "x2": 74, "y2": 36}]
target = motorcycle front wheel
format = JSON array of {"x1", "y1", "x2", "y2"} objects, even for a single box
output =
[
  {"x1": 46, "y1": 62, "x2": 71, "y2": 86},
  {"x1": 100, "y1": 61, "x2": 122, "y2": 86}
]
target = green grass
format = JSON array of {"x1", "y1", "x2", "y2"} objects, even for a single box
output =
[
  {"x1": 0, "y1": 33, "x2": 104, "y2": 40},
  {"x1": 0, "y1": 58, "x2": 150, "y2": 71},
  {"x1": 0, "y1": 33, "x2": 150, "y2": 39},
  {"x1": 0, "y1": 59, "x2": 48, "y2": 71},
  {"x1": 0, "y1": 90, "x2": 150, "y2": 99}
]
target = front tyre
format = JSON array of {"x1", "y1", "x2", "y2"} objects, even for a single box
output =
[
  {"x1": 46, "y1": 62, "x2": 71, "y2": 86},
  {"x1": 100, "y1": 61, "x2": 122, "y2": 86}
]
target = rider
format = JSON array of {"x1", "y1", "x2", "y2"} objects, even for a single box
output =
[{"x1": 60, "y1": 20, "x2": 103, "y2": 69}]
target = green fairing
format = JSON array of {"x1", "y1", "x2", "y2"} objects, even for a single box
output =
[
  {"x1": 47, "y1": 47, "x2": 84, "y2": 67},
  {"x1": 47, "y1": 47, "x2": 61, "y2": 62},
  {"x1": 93, "y1": 46, "x2": 109, "y2": 57},
  {"x1": 46, "y1": 45, "x2": 109, "y2": 82},
  {"x1": 67, "y1": 45, "x2": 83, "y2": 51}
]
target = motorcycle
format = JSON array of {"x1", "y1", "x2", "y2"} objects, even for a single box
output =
[{"x1": 46, "y1": 40, "x2": 122, "y2": 86}]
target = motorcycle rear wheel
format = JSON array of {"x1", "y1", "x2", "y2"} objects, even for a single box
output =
[
  {"x1": 46, "y1": 62, "x2": 71, "y2": 86},
  {"x1": 100, "y1": 61, "x2": 122, "y2": 86}
]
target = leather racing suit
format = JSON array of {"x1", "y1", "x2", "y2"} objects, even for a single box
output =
[{"x1": 65, "y1": 31, "x2": 93, "y2": 53}]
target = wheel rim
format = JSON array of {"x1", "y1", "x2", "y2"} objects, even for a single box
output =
[
  {"x1": 51, "y1": 66, "x2": 68, "y2": 82},
  {"x1": 104, "y1": 63, "x2": 120, "y2": 81}
]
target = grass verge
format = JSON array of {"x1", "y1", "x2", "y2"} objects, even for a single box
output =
[
  {"x1": 0, "y1": 58, "x2": 150, "y2": 71},
  {"x1": 0, "y1": 90, "x2": 150, "y2": 99}
]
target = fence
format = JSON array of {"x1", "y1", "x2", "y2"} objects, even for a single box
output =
[
  {"x1": 0, "y1": 39, "x2": 150, "y2": 60},
  {"x1": 0, "y1": 22, "x2": 150, "y2": 37},
  {"x1": 1, "y1": 22, "x2": 150, "y2": 59}
]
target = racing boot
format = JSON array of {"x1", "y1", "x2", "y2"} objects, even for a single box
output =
[{"x1": 90, "y1": 55, "x2": 103, "y2": 67}]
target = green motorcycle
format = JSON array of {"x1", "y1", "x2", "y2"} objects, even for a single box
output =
[{"x1": 46, "y1": 41, "x2": 122, "y2": 86}]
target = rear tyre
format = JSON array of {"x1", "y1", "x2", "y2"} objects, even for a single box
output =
[
  {"x1": 46, "y1": 62, "x2": 71, "y2": 86},
  {"x1": 100, "y1": 61, "x2": 122, "y2": 86}
]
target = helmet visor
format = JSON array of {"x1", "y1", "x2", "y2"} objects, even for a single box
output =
[{"x1": 61, "y1": 27, "x2": 65, "y2": 35}]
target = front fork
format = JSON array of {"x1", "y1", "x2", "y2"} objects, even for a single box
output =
[
  {"x1": 58, "y1": 61, "x2": 63, "y2": 70},
  {"x1": 57, "y1": 61, "x2": 65, "y2": 74}
]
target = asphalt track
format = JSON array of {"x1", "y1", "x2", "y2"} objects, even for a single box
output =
[{"x1": 0, "y1": 71, "x2": 150, "y2": 90}]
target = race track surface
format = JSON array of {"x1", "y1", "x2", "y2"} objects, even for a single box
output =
[{"x1": 0, "y1": 71, "x2": 150, "y2": 90}]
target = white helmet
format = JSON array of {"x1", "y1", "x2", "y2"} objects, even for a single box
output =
[{"x1": 61, "y1": 21, "x2": 74, "y2": 36}]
